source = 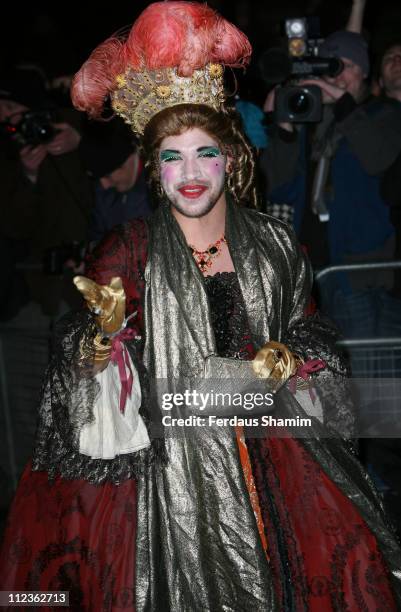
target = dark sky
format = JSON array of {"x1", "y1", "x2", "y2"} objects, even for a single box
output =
[{"x1": 1, "y1": 1, "x2": 401, "y2": 78}]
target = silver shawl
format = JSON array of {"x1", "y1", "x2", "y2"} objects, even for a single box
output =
[{"x1": 135, "y1": 200, "x2": 401, "y2": 611}]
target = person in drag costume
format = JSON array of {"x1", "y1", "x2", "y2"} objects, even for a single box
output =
[{"x1": 1, "y1": 2, "x2": 401, "y2": 611}]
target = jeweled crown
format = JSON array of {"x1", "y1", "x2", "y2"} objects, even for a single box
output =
[
  {"x1": 71, "y1": 2, "x2": 252, "y2": 134},
  {"x1": 111, "y1": 63, "x2": 225, "y2": 136}
]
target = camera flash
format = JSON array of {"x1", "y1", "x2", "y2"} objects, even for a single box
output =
[{"x1": 286, "y1": 18, "x2": 307, "y2": 39}]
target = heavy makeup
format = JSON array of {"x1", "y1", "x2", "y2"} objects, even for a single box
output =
[{"x1": 159, "y1": 127, "x2": 228, "y2": 219}]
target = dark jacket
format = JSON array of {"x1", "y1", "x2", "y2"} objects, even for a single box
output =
[
  {"x1": 0, "y1": 108, "x2": 94, "y2": 315},
  {"x1": 261, "y1": 94, "x2": 401, "y2": 268},
  {"x1": 88, "y1": 171, "x2": 152, "y2": 245}
]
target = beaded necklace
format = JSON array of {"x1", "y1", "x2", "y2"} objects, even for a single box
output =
[{"x1": 189, "y1": 235, "x2": 227, "y2": 272}]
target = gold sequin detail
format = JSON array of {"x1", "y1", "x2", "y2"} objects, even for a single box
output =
[
  {"x1": 155, "y1": 85, "x2": 171, "y2": 99},
  {"x1": 115, "y1": 74, "x2": 127, "y2": 88},
  {"x1": 208, "y1": 63, "x2": 223, "y2": 78},
  {"x1": 111, "y1": 64, "x2": 225, "y2": 136}
]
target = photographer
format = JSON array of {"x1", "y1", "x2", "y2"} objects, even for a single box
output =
[
  {"x1": 0, "y1": 66, "x2": 93, "y2": 319},
  {"x1": 261, "y1": 29, "x2": 401, "y2": 335},
  {"x1": 79, "y1": 118, "x2": 153, "y2": 247}
]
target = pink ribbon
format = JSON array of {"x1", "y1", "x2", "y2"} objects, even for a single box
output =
[
  {"x1": 288, "y1": 358, "x2": 326, "y2": 401},
  {"x1": 111, "y1": 327, "x2": 137, "y2": 414}
]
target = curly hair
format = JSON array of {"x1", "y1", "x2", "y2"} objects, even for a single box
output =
[{"x1": 141, "y1": 103, "x2": 258, "y2": 208}]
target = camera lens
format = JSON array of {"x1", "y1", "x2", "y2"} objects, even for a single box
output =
[
  {"x1": 288, "y1": 90, "x2": 312, "y2": 116},
  {"x1": 274, "y1": 84, "x2": 322, "y2": 123},
  {"x1": 37, "y1": 123, "x2": 55, "y2": 143},
  {"x1": 18, "y1": 111, "x2": 55, "y2": 146}
]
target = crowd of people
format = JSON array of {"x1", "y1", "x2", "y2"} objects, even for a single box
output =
[
  {"x1": 1, "y1": 0, "x2": 401, "y2": 610},
  {"x1": 0, "y1": 68, "x2": 155, "y2": 320},
  {"x1": 260, "y1": 3, "x2": 401, "y2": 527},
  {"x1": 1, "y1": 4, "x2": 400, "y2": 322}
]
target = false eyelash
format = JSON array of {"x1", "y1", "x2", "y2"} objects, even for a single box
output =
[
  {"x1": 199, "y1": 151, "x2": 220, "y2": 158},
  {"x1": 161, "y1": 155, "x2": 182, "y2": 162}
]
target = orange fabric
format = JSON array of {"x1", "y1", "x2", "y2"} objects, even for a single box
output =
[{"x1": 235, "y1": 425, "x2": 268, "y2": 555}]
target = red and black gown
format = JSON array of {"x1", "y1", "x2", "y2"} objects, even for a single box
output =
[{"x1": 0, "y1": 220, "x2": 398, "y2": 611}]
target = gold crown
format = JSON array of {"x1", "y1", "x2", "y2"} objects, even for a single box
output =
[{"x1": 111, "y1": 63, "x2": 225, "y2": 136}]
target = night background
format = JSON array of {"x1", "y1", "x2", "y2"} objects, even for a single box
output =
[
  {"x1": 2, "y1": 0, "x2": 401, "y2": 105},
  {"x1": 1, "y1": 0, "x2": 401, "y2": 594}
]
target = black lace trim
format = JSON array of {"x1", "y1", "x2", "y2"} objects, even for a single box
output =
[
  {"x1": 32, "y1": 309, "x2": 166, "y2": 485},
  {"x1": 283, "y1": 313, "x2": 358, "y2": 445},
  {"x1": 204, "y1": 272, "x2": 253, "y2": 359}
]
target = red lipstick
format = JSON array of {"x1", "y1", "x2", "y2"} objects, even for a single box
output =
[{"x1": 178, "y1": 184, "x2": 208, "y2": 199}]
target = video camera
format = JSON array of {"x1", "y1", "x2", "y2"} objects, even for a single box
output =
[
  {"x1": 259, "y1": 17, "x2": 344, "y2": 122},
  {"x1": 0, "y1": 109, "x2": 57, "y2": 147}
]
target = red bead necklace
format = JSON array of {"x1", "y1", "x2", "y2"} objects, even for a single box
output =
[{"x1": 189, "y1": 235, "x2": 227, "y2": 272}]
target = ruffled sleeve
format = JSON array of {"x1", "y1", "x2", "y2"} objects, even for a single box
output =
[
  {"x1": 31, "y1": 219, "x2": 165, "y2": 484},
  {"x1": 86, "y1": 219, "x2": 148, "y2": 335}
]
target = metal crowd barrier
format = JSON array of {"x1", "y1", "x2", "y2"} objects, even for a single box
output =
[
  {"x1": 0, "y1": 325, "x2": 51, "y2": 494},
  {"x1": 315, "y1": 261, "x2": 401, "y2": 432},
  {"x1": 315, "y1": 260, "x2": 401, "y2": 348}
]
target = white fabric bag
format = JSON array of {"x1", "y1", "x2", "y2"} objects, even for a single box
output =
[{"x1": 79, "y1": 352, "x2": 150, "y2": 459}]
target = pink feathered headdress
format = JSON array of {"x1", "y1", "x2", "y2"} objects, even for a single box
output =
[{"x1": 71, "y1": 1, "x2": 252, "y2": 120}]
